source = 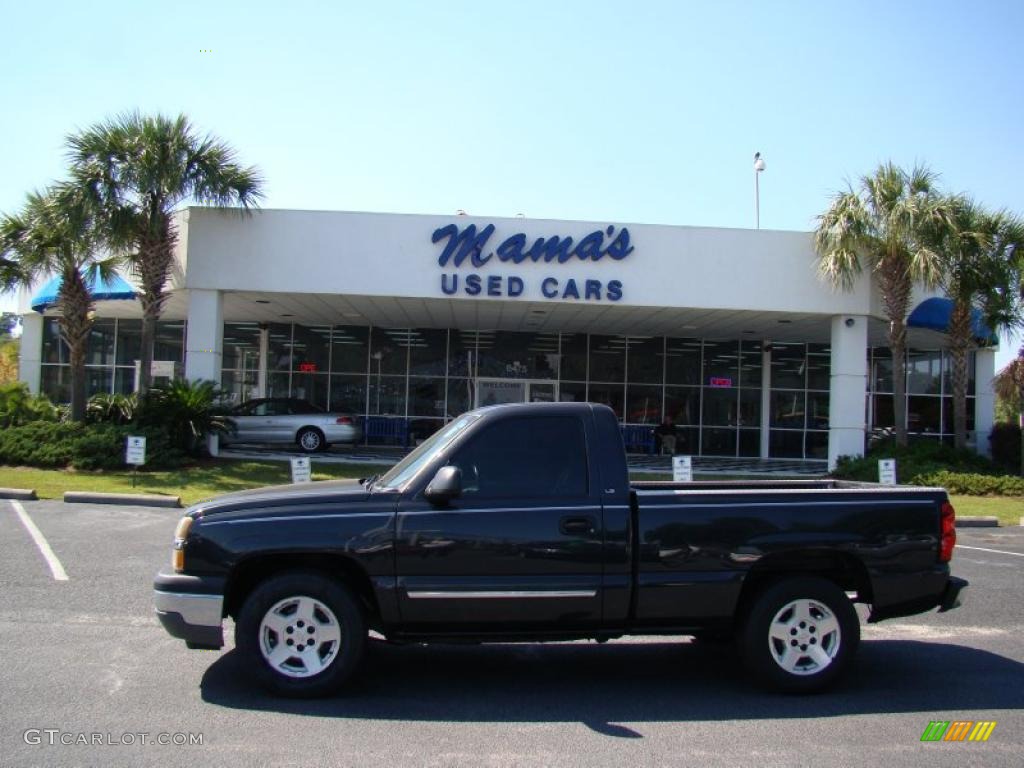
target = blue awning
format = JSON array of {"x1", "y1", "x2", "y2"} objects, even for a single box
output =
[
  {"x1": 30, "y1": 268, "x2": 137, "y2": 312},
  {"x1": 907, "y1": 297, "x2": 997, "y2": 345}
]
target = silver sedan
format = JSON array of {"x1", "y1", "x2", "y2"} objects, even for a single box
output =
[{"x1": 222, "y1": 398, "x2": 362, "y2": 453}]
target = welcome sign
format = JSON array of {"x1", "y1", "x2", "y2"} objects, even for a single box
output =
[{"x1": 432, "y1": 222, "x2": 632, "y2": 302}]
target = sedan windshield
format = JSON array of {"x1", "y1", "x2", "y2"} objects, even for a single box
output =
[{"x1": 375, "y1": 413, "x2": 479, "y2": 490}]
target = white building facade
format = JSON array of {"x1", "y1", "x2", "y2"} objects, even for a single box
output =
[{"x1": 17, "y1": 208, "x2": 997, "y2": 468}]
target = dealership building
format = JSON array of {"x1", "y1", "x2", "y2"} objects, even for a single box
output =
[{"x1": 16, "y1": 208, "x2": 997, "y2": 468}]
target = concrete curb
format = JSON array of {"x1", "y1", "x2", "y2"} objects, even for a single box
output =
[
  {"x1": 0, "y1": 488, "x2": 38, "y2": 501},
  {"x1": 63, "y1": 492, "x2": 181, "y2": 508},
  {"x1": 957, "y1": 516, "x2": 1000, "y2": 528}
]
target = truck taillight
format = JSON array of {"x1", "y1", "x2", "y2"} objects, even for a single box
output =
[
  {"x1": 336, "y1": 416, "x2": 352, "y2": 425},
  {"x1": 939, "y1": 501, "x2": 956, "y2": 562}
]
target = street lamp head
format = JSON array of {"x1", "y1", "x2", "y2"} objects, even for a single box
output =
[{"x1": 754, "y1": 152, "x2": 766, "y2": 172}]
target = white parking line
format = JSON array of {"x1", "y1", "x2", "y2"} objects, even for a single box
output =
[
  {"x1": 956, "y1": 544, "x2": 1024, "y2": 559},
  {"x1": 10, "y1": 501, "x2": 69, "y2": 581}
]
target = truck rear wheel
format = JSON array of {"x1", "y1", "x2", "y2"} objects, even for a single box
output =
[
  {"x1": 235, "y1": 571, "x2": 366, "y2": 697},
  {"x1": 738, "y1": 576, "x2": 859, "y2": 693}
]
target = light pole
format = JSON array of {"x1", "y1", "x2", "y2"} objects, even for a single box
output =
[{"x1": 754, "y1": 152, "x2": 766, "y2": 229}]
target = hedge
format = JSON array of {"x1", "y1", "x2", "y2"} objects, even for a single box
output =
[
  {"x1": 913, "y1": 470, "x2": 1024, "y2": 496},
  {"x1": 0, "y1": 421, "x2": 185, "y2": 470}
]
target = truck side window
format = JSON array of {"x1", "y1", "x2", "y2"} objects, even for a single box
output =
[{"x1": 450, "y1": 415, "x2": 588, "y2": 499}]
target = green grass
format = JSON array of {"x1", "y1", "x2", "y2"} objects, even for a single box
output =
[
  {"x1": 0, "y1": 462, "x2": 1020, "y2": 526},
  {"x1": 0, "y1": 460, "x2": 393, "y2": 507},
  {"x1": 948, "y1": 495, "x2": 1023, "y2": 527}
]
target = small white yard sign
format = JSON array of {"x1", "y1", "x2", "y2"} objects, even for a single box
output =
[
  {"x1": 878, "y1": 459, "x2": 897, "y2": 486},
  {"x1": 125, "y1": 436, "x2": 147, "y2": 466},
  {"x1": 673, "y1": 455, "x2": 693, "y2": 482},
  {"x1": 291, "y1": 456, "x2": 312, "y2": 484}
]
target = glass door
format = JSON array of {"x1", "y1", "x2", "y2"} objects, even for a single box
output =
[{"x1": 477, "y1": 379, "x2": 526, "y2": 406}]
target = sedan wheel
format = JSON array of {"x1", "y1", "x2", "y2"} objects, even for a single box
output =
[{"x1": 297, "y1": 427, "x2": 324, "y2": 453}]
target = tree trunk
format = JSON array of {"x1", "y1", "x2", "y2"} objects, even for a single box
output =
[
  {"x1": 1019, "y1": 387, "x2": 1024, "y2": 477},
  {"x1": 947, "y1": 301, "x2": 972, "y2": 451},
  {"x1": 890, "y1": 319, "x2": 908, "y2": 446},
  {"x1": 878, "y1": 254, "x2": 912, "y2": 447},
  {"x1": 134, "y1": 225, "x2": 175, "y2": 396},
  {"x1": 58, "y1": 267, "x2": 94, "y2": 422}
]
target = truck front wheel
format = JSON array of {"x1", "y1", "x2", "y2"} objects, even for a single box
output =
[
  {"x1": 738, "y1": 576, "x2": 859, "y2": 693},
  {"x1": 235, "y1": 572, "x2": 366, "y2": 697}
]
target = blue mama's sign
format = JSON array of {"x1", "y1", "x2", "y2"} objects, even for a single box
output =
[{"x1": 432, "y1": 223, "x2": 632, "y2": 302}]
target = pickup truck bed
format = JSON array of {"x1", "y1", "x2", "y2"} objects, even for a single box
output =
[{"x1": 155, "y1": 402, "x2": 965, "y2": 696}]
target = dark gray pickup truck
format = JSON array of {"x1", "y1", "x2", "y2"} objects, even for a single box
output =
[{"x1": 154, "y1": 402, "x2": 966, "y2": 696}]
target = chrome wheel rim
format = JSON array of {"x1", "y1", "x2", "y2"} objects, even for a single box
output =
[
  {"x1": 768, "y1": 598, "x2": 841, "y2": 676},
  {"x1": 299, "y1": 431, "x2": 321, "y2": 451},
  {"x1": 259, "y1": 596, "x2": 342, "y2": 678}
]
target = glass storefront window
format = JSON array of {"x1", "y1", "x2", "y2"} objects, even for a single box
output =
[
  {"x1": 739, "y1": 342, "x2": 763, "y2": 388},
  {"x1": 368, "y1": 375, "x2": 407, "y2": 416},
  {"x1": 703, "y1": 428, "x2": 736, "y2": 457},
  {"x1": 115, "y1": 319, "x2": 142, "y2": 364},
  {"x1": 42, "y1": 319, "x2": 67, "y2": 364},
  {"x1": 771, "y1": 390, "x2": 805, "y2": 429},
  {"x1": 267, "y1": 324, "x2": 293, "y2": 373},
  {"x1": 85, "y1": 319, "x2": 116, "y2": 366},
  {"x1": 702, "y1": 386, "x2": 737, "y2": 427},
  {"x1": 702, "y1": 341, "x2": 739, "y2": 384},
  {"x1": 665, "y1": 338, "x2": 701, "y2": 385},
  {"x1": 664, "y1": 386, "x2": 701, "y2": 425},
  {"x1": 330, "y1": 374, "x2": 368, "y2": 415},
  {"x1": 409, "y1": 377, "x2": 446, "y2": 417},
  {"x1": 586, "y1": 381, "x2": 624, "y2": 419},
  {"x1": 476, "y1": 331, "x2": 558, "y2": 379},
  {"x1": 739, "y1": 388, "x2": 761, "y2": 428},
  {"x1": 41, "y1": 366, "x2": 69, "y2": 403},
  {"x1": 291, "y1": 373, "x2": 329, "y2": 410},
  {"x1": 738, "y1": 429, "x2": 760, "y2": 457},
  {"x1": 291, "y1": 325, "x2": 331, "y2": 374},
  {"x1": 770, "y1": 343, "x2": 806, "y2": 390},
  {"x1": 369, "y1": 328, "x2": 409, "y2": 376},
  {"x1": 223, "y1": 324, "x2": 262, "y2": 373},
  {"x1": 626, "y1": 384, "x2": 662, "y2": 424},
  {"x1": 627, "y1": 337, "x2": 663, "y2": 384},
  {"x1": 770, "y1": 429, "x2": 804, "y2": 458},
  {"x1": 807, "y1": 392, "x2": 830, "y2": 429},
  {"x1": 86, "y1": 367, "x2": 112, "y2": 397},
  {"x1": 806, "y1": 354, "x2": 830, "y2": 391},
  {"x1": 267, "y1": 372, "x2": 290, "y2": 399},
  {"x1": 558, "y1": 380, "x2": 587, "y2": 404},
  {"x1": 446, "y1": 378, "x2": 472, "y2": 416},
  {"x1": 805, "y1": 431, "x2": 828, "y2": 459},
  {"x1": 448, "y1": 330, "x2": 479, "y2": 378},
  {"x1": 154, "y1": 321, "x2": 185, "y2": 363},
  {"x1": 942, "y1": 351, "x2": 976, "y2": 396},
  {"x1": 559, "y1": 334, "x2": 587, "y2": 381},
  {"x1": 221, "y1": 369, "x2": 258, "y2": 407},
  {"x1": 331, "y1": 326, "x2": 370, "y2": 374},
  {"x1": 589, "y1": 335, "x2": 626, "y2": 382},
  {"x1": 872, "y1": 349, "x2": 894, "y2": 393},
  {"x1": 409, "y1": 329, "x2": 448, "y2": 377},
  {"x1": 908, "y1": 351, "x2": 942, "y2": 395}
]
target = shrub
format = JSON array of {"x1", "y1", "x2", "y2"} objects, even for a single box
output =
[
  {"x1": 137, "y1": 379, "x2": 229, "y2": 456},
  {"x1": 0, "y1": 382, "x2": 58, "y2": 427},
  {"x1": 86, "y1": 393, "x2": 138, "y2": 425},
  {"x1": 989, "y1": 422, "x2": 1021, "y2": 473},
  {"x1": 912, "y1": 470, "x2": 1024, "y2": 496},
  {"x1": 0, "y1": 421, "x2": 185, "y2": 470},
  {"x1": 832, "y1": 438, "x2": 997, "y2": 484}
]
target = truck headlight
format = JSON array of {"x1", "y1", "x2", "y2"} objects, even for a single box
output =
[{"x1": 172, "y1": 516, "x2": 193, "y2": 573}]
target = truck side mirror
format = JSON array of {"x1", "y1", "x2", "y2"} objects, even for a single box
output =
[{"x1": 425, "y1": 466, "x2": 462, "y2": 504}]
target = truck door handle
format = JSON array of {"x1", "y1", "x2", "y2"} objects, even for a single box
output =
[{"x1": 560, "y1": 516, "x2": 595, "y2": 535}]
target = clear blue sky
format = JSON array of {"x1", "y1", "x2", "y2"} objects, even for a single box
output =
[{"x1": 3, "y1": 0, "x2": 1023, "y2": 368}]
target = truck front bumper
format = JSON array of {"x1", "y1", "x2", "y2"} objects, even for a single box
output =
[{"x1": 153, "y1": 571, "x2": 226, "y2": 650}]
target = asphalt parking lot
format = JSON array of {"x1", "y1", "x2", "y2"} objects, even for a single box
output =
[{"x1": 1, "y1": 499, "x2": 1022, "y2": 768}]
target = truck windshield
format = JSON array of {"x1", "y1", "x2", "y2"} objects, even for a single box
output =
[{"x1": 374, "y1": 413, "x2": 479, "y2": 491}]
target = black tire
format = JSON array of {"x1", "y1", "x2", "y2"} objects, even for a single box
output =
[
  {"x1": 235, "y1": 571, "x2": 366, "y2": 697},
  {"x1": 296, "y1": 427, "x2": 325, "y2": 453},
  {"x1": 737, "y1": 576, "x2": 859, "y2": 694}
]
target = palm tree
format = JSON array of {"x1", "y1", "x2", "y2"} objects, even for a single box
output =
[
  {"x1": 0, "y1": 186, "x2": 116, "y2": 421},
  {"x1": 994, "y1": 347, "x2": 1024, "y2": 475},
  {"x1": 935, "y1": 198, "x2": 1024, "y2": 450},
  {"x1": 67, "y1": 112, "x2": 263, "y2": 394},
  {"x1": 814, "y1": 162, "x2": 949, "y2": 446}
]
